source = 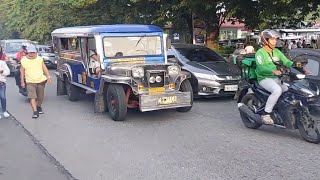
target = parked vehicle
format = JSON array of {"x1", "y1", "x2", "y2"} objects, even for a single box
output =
[
  {"x1": 37, "y1": 45, "x2": 57, "y2": 69},
  {"x1": 288, "y1": 48, "x2": 320, "y2": 86},
  {"x1": 168, "y1": 43, "x2": 240, "y2": 97},
  {"x1": 52, "y1": 25, "x2": 193, "y2": 121},
  {"x1": 237, "y1": 56, "x2": 320, "y2": 143},
  {"x1": 0, "y1": 39, "x2": 32, "y2": 75}
]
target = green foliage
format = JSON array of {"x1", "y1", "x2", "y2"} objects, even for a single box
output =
[{"x1": 0, "y1": 0, "x2": 319, "y2": 43}]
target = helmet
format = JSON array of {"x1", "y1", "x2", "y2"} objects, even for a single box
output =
[
  {"x1": 26, "y1": 45, "x2": 37, "y2": 53},
  {"x1": 260, "y1": 29, "x2": 281, "y2": 45}
]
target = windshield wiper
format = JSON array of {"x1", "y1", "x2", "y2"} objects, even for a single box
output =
[{"x1": 135, "y1": 34, "x2": 147, "y2": 47}]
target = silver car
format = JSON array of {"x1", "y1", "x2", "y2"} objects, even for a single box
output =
[
  {"x1": 37, "y1": 45, "x2": 57, "y2": 69},
  {"x1": 0, "y1": 39, "x2": 32, "y2": 74},
  {"x1": 168, "y1": 43, "x2": 241, "y2": 97}
]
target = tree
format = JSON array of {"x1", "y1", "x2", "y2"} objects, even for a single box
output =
[
  {"x1": 232, "y1": 0, "x2": 320, "y2": 30},
  {"x1": 0, "y1": 0, "x2": 319, "y2": 44}
]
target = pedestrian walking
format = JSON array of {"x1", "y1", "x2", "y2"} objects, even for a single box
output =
[
  {"x1": 20, "y1": 45, "x2": 52, "y2": 118},
  {"x1": 0, "y1": 59, "x2": 11, "y2": 118}
]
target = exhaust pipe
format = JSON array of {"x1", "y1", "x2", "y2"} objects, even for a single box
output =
[{"x1": 238, "y1": 103, "x2": 263, "y2": 124}]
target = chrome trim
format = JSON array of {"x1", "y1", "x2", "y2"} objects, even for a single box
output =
[{"x1": 71, "y1": 82, "x2": 97, "y2": 93}]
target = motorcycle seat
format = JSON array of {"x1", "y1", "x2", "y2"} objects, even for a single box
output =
[{"x1": 252, "y1": 81, "x2": 271, "y2": 94}]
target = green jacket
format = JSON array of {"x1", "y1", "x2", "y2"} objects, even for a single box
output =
[{"x1": 255, "y1": 48, "x2": 293, "y2": 81}]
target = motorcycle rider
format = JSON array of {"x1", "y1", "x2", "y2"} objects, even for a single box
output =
[
  {"x1": 255, "y1": 29, "x2": 294, "y2": 124},
  {"x1": 15, "y1": 45, "x2": 28, "y2": 94},
  {"x1": 16, "y1": 45, "x2": 27, "y2": 61},
  {"x1": 14, "y1": 45, "x2": 27, "y2": 95}
]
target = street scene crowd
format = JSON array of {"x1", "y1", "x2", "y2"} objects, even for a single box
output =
[{"x1": 0, "y1": 1, "x2": 320, "y2": 180}]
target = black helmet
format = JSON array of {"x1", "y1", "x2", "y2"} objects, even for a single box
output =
[{"x1": 260, "y1": 29, "x2": 281, "y2": 45}]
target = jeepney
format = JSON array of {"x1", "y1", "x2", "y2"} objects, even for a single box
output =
[{"x1": 52, "y1": 24, "x2": 193, "y2": 121}]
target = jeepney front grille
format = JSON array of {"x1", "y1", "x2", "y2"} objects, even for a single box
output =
[{"x1": 147, "y1": 72, "x2": 165, "y2": 88}]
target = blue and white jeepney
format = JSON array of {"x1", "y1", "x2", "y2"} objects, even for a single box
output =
[{"x1": 52, "y1": 24, "x2": 193, "y2": 121}]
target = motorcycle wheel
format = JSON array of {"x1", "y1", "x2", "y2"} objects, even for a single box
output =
[
  {"x1": 297, "y1": 112, "x2": 320, "y2": 144},
  {"x1": 240, "y1": 94, "x2": 262, "y2": 129}
]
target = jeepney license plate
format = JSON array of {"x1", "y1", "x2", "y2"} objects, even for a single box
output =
[
  {"x1": 158, "y1": 96, "x2": 177, "y2": 105},
  {"x1": 149, "y1": 87, "x2": 165, "y2": 94},
  {"x1": 224, "y1": 85, "x2": 238, "y2": 91}
]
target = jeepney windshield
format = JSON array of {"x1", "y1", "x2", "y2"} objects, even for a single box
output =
[{"x1": 103, "y1": 36, "x2": 162, "y2": 57}]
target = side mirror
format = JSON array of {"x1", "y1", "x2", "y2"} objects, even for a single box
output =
[
  {"x1": 168, "y1": 57, "x2": 178, "y2": 63},
  {"x1": 164, "y1": 33, "x2": 172, "y2": 51}
]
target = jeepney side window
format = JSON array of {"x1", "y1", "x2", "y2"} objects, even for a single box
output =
[
  {"x1": 80, "y1": 38, "x2": 88, "y2": 67},
  {"x1": 61, "y1": 38, "x2": 69, "y2": 50},
  {"x1": 70, "y1": 38, "x2": 80, "y2": 52},
  {"x1": 53, "y1": 37, "x2": 59, "y2": 53}
]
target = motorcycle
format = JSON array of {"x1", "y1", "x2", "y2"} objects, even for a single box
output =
[
  {"x1": 236, "y1": 56, "x2": 320, "y2": 143},
  {"x1": 14, "y1": 62, "x2": 27, "y2": 97}
]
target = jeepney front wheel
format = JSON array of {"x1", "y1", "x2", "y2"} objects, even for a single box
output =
[
  {"x1": 65, "y1": 78, "x2": 80, "y2": 102},
  {"x1": 106, "y1": 84, "x2": 127, "y2": 121},
  {"x1": 57, "y1": 76, "x2": 67, "y2": 96},
  {"x1": 176, "y1": 79, "x2": 193, "y2": 112}
]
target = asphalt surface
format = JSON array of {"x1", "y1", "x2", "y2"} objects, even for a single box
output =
[
  {"x1": 5, "y1": 70, "x2": 320, "y2": 180},
  {"x1": 0, "y1": 113, "x2": 71, "y2": 180}
]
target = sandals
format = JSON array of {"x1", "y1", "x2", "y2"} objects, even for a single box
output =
[{"x1": 261, "y1": 114, "x2": 274, "y2": 124}]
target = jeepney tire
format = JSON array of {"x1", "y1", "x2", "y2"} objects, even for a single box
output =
[
  {"x1": 57, "y1": 77, "x2": 67, "y2": 96},
  {"x1": 94, "y1": 92, "x2": 106, "y2": 113},
  {"x1": 176, "y1": 79, "x2": 193, "y2": 112},
  {"x1": 65, "y1": 78, "x2": 80, "y2": 102},
  {"x1": 106, "y1": 84, "x2": 127, "y2": 121}
]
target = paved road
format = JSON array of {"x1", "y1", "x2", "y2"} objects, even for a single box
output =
[
  {"x1": 5, "y1": 70, "x2": 320, "y2": 180},
  {"x1": 0, "y1": 114, "x2": 72, "y2": 180}
]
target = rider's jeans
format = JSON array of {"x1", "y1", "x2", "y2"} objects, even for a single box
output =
[{"x1": 259, "y1": 78, "x2": 288, "y2": 113}]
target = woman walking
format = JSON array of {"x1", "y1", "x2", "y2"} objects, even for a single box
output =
[{"x1": 0, "y1": 58, "x2": 10, "y2": 118}]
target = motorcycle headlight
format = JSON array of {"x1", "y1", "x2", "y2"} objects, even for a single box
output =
[
  {"x1": 132, "y1": 67, "x2": 144, "y2": 78},
  {"x1": 167, "y1": 65, "x2": 180, "y2": 75},
  {"x1": 296, "y1": 74, "x2": 305, "y2": 79},
  {"x1": 301, "y1": 88, "x2": 315, "y2": 97}
]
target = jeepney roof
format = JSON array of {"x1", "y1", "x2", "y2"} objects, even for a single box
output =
[{"x1": 51, "y1": 24, "x2": 163, "y2": 36}]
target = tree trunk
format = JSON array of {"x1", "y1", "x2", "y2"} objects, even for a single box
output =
[{"x1": 206, "y1": 24, "x2": 220, "y2": 50}]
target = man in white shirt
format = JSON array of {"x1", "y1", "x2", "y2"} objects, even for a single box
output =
[{"x1": 89, "y1": 50, "x2": 101, "y2": 75}]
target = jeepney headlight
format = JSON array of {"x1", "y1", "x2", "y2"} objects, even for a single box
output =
[
  {"x1": 155, "y1": 75, "x2": 162, "y2": 83},
  {"x1": 132, "y1": 67, "x2": 144, "y2": 78},
  {"x1": 149, "y1": 76, "x2": 156, "y2": 83},
  {"x1": 167, "y1": 65, "x2": 180, "y2": 75}
]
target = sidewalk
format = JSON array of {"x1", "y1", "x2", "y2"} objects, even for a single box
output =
[{"x1": 0, "y1": 116, "x2": 74, "y2": 180}]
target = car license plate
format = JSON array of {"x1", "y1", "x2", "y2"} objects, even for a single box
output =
[
  {"x1": 158, "y1": 96, "x2": 177, "y2": 105},
  {"x1": 224, "y1": 85, "x2": 238, "y2": 91}
]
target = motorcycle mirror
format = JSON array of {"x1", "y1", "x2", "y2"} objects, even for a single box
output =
[{"x1": 296, "y1": 74, "x2": 305, "y2": 79}]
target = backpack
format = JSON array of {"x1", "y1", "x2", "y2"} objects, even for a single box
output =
[{"x1": 240, "y1": 57, "x2": 257, "y2": 80}]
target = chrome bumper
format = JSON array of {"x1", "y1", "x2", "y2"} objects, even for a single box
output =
[{"x1": 139, "y1": 91, "x2": 191, "y2": 112}]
